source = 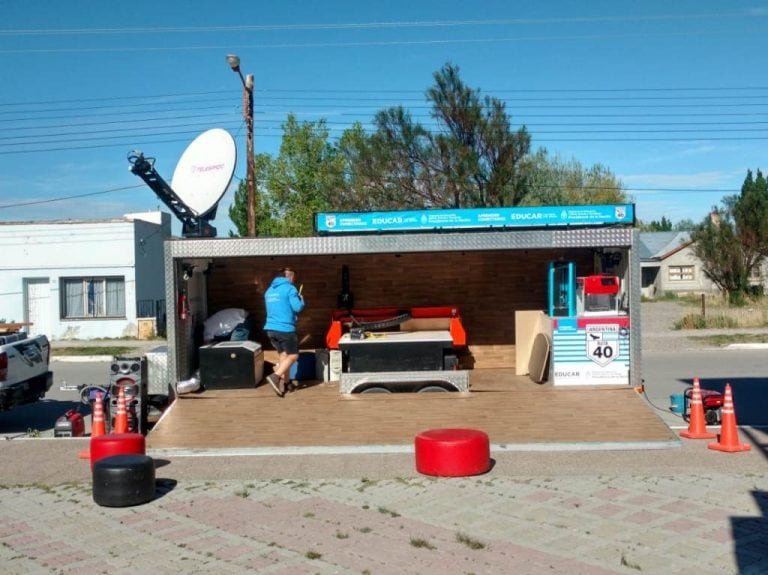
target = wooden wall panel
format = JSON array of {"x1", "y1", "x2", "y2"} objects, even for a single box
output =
[{"x1": 204, "y1": 248, "x2": 594, "y2": 368}]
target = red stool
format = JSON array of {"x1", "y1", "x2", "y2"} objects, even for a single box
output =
[
  {"x1": 415, "y1": 428, "x2": 490, "y2": 477},
  {"x1": 90, "y1": 433, "x2": 145, "y2": 469}
]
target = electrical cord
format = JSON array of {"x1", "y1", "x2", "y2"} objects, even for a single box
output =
[{"x1": 637, "y1": 385, "x2": 687, "y2": 419}]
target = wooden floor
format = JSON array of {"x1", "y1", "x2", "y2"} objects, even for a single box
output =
[{"x1": 146, "y1": 369, "x2": 678, "y2": 450}]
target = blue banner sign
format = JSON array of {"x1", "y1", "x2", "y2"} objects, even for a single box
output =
[{"x1": 315, "y1": 204, "x2": 634, "y2": 234}]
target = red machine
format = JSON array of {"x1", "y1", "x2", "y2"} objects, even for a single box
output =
[
  {"x1": 684, "y1": 387, "x2": 724, "y2": 425},
  {"x1": 576, "y1": 274, "x2": 621, "y2": 315},
  {"x1": 325, "y1": 306, "x2": 467, "y2": 350},
  {"x1": 54, "y1": 409, "x2": 85, "y2": 437}
]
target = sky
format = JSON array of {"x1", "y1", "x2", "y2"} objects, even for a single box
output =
[{"x1": 1, "y1": 0, "x2": 767, "y2": 237}]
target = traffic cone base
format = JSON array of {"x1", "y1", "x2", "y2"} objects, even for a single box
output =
[
  {"x1": 708, "y1": 383, "x2": 751, "y2": 453},
  {"x1": 680, "y1": 377, "x2": 716, "y2": 439}
]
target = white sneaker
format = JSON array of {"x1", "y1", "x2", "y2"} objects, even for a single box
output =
[{"x1": 267, "y1": 374, "x2": 283, "y2": 397}]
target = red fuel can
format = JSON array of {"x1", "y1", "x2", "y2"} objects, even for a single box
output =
[{"x1": 54, "y1": 409, "x2": 85, "y2": 437}]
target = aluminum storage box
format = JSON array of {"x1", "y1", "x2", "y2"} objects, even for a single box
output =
[{"x1": 145, "y1": 345, "x2": 170, "y2": 395}]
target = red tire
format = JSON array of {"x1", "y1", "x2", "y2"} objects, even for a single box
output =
[{"x1": 90, "y1": 432, "x2": 145, "y2": 469}]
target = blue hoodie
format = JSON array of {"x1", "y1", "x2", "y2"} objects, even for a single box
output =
[{"x1": 263, "y1": 276, "x2": 305, "y2": 332}]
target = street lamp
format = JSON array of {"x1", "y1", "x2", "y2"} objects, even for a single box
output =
[{"x1": 226, "y1": 54, "x2": 256, "y2": 237}]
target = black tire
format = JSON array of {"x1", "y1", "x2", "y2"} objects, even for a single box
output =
[
  {"x1": 352, "y1": 312, "x2": 411, "y2": 332},
  {"x1": 92, "y1": 454, "x2": 156, "y2": 507},
  {"x1": 705, "y1": 409, "x2": 720, "y2": 426}
]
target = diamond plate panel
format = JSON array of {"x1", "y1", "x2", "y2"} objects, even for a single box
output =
[{"x1": 167, "y1": 228, "x2": 635, "y2": 259}]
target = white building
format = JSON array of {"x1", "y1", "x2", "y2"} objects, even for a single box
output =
[{"x1": 0, "y1": 212, "x2": 170, "y2": 340}]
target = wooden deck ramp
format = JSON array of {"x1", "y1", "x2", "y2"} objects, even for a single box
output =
[{"x1": 146, "y1": 370, "x2": 678, "y2": 451}]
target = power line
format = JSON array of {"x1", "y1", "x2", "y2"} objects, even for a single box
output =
[
  {"x1": 0, "y1": 29, "x2": 751, "y2": 55},
  {"x1": 2, "y1": 85, "x2": 768, "y2": 109},
  {"x1": 0, "y1": 185, "x2": 145, "y2": 209},
  {"x1": 0, "y1": 12, "x2": 753, "y2": 36}
]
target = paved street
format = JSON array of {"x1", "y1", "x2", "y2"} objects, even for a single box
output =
[{"x1": 1, "y1": 302, "x2": 767, "y2": 574}]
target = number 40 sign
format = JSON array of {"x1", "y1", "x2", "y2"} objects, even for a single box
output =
[{"x1": 586, "y1": 324, "x2": 619, "y2": 367}]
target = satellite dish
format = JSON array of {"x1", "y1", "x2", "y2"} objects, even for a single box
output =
[{"x1": 171, "y1": 128, "x2": 236, "y2": 217}]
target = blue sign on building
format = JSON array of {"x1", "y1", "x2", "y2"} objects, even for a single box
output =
[{"x1": 315, "y1": 204, "x2": 634, "y2": 234}]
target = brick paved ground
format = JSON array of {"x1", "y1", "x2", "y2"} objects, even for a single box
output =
[
  {"x1": 1, "y1": 301, "x2": 765, "y2": 574},
  {"x1": 1, "y1": 437, "x2": 767, "y2": 575}
]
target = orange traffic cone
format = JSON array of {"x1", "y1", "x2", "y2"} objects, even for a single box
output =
[
  {"x1": 91, "y1": 392, "x2": 106, "y2": 438},
  {"x1": 112, "y1": 386, "x2": 128, "y2": 434},
  {"x1": 680, "y1": 377, "x2": 716, "y2": 439},
  {"x1": 708, "y1": 384, "x2": 751, "y2": 453},
  {"x1": 79, "y1": 391, "x2": 106, "y2": 459}
]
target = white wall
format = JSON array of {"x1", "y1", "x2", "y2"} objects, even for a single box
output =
[
  {"x1": 0, "y1": 213, "x2": 169, "y2": 340},
  {"x1": 659, "y1": 246, "x2": 718, "y2": 295}
]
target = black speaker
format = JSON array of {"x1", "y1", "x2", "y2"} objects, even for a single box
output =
[{"x1": 108, "y1": 356, "x2": 148, "y2": 434}]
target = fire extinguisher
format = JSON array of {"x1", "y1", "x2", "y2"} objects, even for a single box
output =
[{"x1": 178, "y1": 292, "x2": 189, "y2": 320}]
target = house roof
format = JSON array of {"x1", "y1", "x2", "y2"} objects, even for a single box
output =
[{"x1": 638, "y1": 231, "x2": 691, "y2": 261}]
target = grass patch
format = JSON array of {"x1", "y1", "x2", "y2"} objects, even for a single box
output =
[
  {"x1": 305, "y1": 550, "x2": 322, "y2": 560},
  {"x1": 620, "y1": 553, "x2": 642, "y2": 570},
  {"x1": 377, "y1": 506, "x2": 400, "y2": 518},
  {"x1": 688, "y1": 333, "x2": 768, "y2": 346},
  {"x1": 410, "y1": 537, "x2": 436, "y2": 550},
  {"x1": 51, "y1": 346, "x2": 138, "y2": 356},
  {"x1": 674, "y1": 314, "x2": 739, "y2": 330},
  {"x1": 456, "y1": 532, "x2": 485, "y2": 550}
]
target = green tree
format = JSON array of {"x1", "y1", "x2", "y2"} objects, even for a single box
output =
[
  {"x1": 342, "y1": 63, "x2": 531, "y2": 208},
  {"x1": 674, "y1": 218, "x2": 697, "y2": 231},
  {"x1": 520, "y1": 149, "x2": 625, "y2": 206},
  {"x1": 229, "y1": 115, "x2": 345, "y2": 237},
  {"x1": 638, "y1": 216, "x2": 673, "y2": 232},
  {"x1": 691, "y1": 169, "x2": 768, "y2": 303},
  {"x1": 227, "y1": 153, "x2": 273, "y2": 237}
]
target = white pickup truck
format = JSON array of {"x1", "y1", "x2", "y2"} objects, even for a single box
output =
[{"x1": 0, "y1": 330, "x2": 53, "y2": 411}]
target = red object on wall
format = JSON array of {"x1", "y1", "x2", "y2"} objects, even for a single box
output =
[
  {"x1": 178, "y1": 293, "x2": 188, "y2": 320},
  {"x1": 414, "y1": 428, "x2": 490, "y2": 477}
]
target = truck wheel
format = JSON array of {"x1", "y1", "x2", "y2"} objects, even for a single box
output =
[
  {"x1": 359, "y1": 386, "x2": 392, "y2": 394},
  {"x1": 92, "y1": 454, "x2": 156, "y2": 507},
  {"x1": 417, "y1": 385, "x2": 449, "y2": 393}
]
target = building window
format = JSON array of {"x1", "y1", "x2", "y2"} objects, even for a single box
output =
[
  {"x1": 61, "y1": 277, "x2": 126, "y2": 319},
  {"x1": 668, "y1": 265, "x2": 694, "y2": 282},
  {"x1": 749, "y1": 266, "x2": 762, "y2": 281}
]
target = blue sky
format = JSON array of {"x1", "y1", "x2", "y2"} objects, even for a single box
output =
[{"x1": 1, "y1": 1, "x2": 767, "y2": 236}]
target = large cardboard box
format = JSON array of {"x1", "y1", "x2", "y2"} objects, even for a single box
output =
[{"x1": 199, "y1": 341, "x2": 264, "y2": 389}]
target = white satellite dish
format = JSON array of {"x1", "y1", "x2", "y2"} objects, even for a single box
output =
[{"x1": 171, "y1": 128, "x2": 236, "y2": 217}]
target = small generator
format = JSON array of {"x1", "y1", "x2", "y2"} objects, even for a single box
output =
[{"x1": 54, "y1": 409, "x2": 85, "y2": 437}]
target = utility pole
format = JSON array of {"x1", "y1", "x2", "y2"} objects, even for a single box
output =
[{"x1": 226, "y1": 54, "x2": 256, "y2": 237}]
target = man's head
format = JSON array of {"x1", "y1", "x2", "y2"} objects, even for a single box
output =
[{"x1": 281, "y1": 267, "x2": 296, "y2": 283}]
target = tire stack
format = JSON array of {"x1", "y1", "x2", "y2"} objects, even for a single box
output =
[{"x1": 91, "y1": 433, "x2": 156, "y2": 507}]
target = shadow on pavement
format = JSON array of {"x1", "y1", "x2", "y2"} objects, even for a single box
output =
[
  {"x1": 733, "y1": 490, "x2": 768, "y2": 574},
  {"x1": 678, "y1": 377, "x2": 768, "y2": 426},
  {"x1": 0, "y1": 398, "x2": 85, "y2": 435}
]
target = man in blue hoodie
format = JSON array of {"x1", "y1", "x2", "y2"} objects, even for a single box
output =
[{"x1": 264, "y1": 267, "x2": 305, "y2": 397}]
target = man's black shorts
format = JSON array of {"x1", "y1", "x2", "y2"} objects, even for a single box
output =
[{"x1": 266, "y1": 330, "x2": 299, "y2": 354}]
